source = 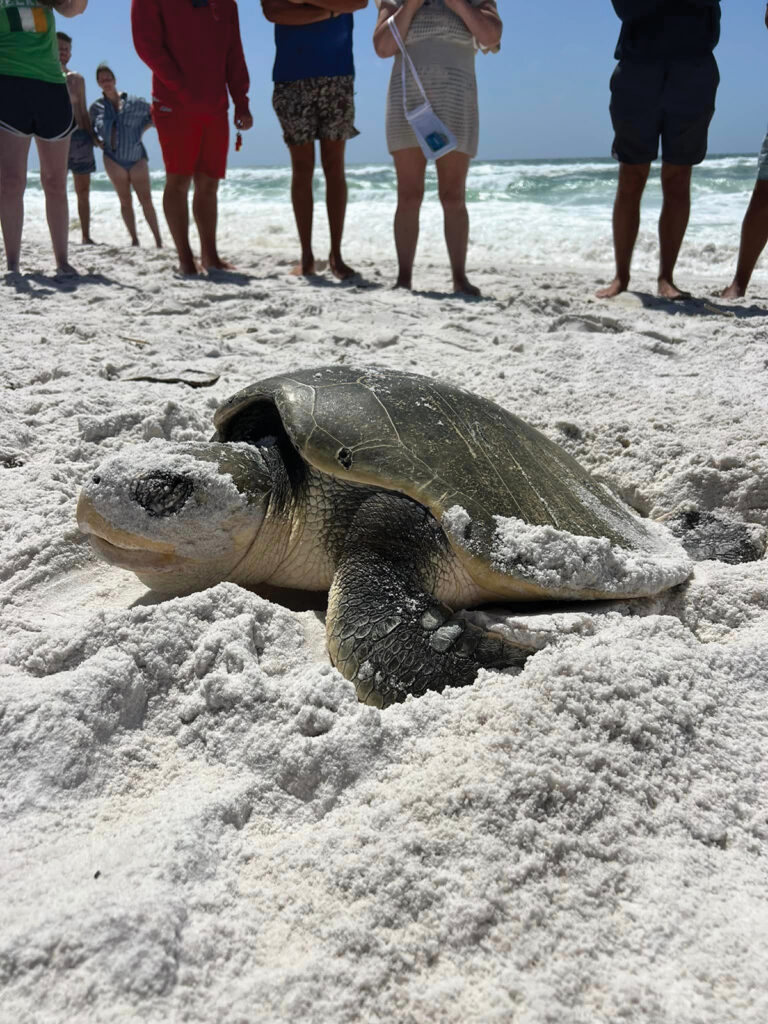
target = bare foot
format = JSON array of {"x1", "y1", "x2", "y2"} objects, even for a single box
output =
[
  {"x1": 176, "y1": 257, "x2": 203, "y2": 276},
  {"x1": 329, "y1": 252, "x2": 357, "y2": 280},
  {"x1": 81, "y1": 237, "x2": 96, "y2": 245},
  {"x1": 291, "y1": 252, "x2": 317, "y2": 276},
  {"x1": 131, "y1": 238, "x2": 140, "y2": 248},
  {"x1": 719, "y1": 281, "x2": 745, "y2": 299},
  {"x1": 454, "y1": 275, "x2": 481, "y2": 297},
  {"x1": 596, "y1": 276, "x2": 629, "y2": 298},
  {"x1": 55, "y1": 262, "x2": 80, "y2": 280},
  {"x1": 203, "y1": 257, "x2": 236, "y2": 271},
  {"x1": 393, "y1": 273, "x2": 412, "y2": 290},
  {"x1": 658, "y1": 277, "x2": 691, "y2": 300}
]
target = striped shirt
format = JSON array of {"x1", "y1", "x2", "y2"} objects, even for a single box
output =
[
  {"x1": 0, "y1": 0, "x2": 65, "y2": 84},
  {"x1": 90, "y1": 93, "x2": 153, "y2": 169}
]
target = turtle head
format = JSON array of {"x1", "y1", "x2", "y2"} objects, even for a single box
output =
[{"x1": 76, "y1": 440, "x2": 275, "y2": 594}]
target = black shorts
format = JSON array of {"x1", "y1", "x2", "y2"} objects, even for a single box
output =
[
  {"x1": 0, "y1": 73, "x2": 74, "y2": 141},
  {"x1": 609, "y1": 55, "x2": 719, "y2": 166}
]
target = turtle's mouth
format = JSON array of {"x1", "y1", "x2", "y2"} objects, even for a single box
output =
[
  {"x1": 87, "y1": 533, "x2": 180, "y2": 571},
  {"x1": 77, "y1": 495, "x2": 182, "y2": 572}
]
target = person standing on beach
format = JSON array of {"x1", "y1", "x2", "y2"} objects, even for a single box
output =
[
  {"x1": 373, "y1": 0, "x2": 502, "y2": 296},
  {"x1": 57, "y1": 29, "x2": 96, "y2": 245},
  {"x1": 0, "y1": 0, "x2": 88, "y2": 278},
  {"x1": 89, "y1": 62, "x2": 163, "y2": 249},
  {"x1": 131, "y1": 0, "x2": 253, "y2": 276},
  {"x1": 720, "y1": 6, "x2": 768, "y2": 298},
  {"x1": 261, "y1": 0, "x2": 367, "y2": 279},
  {"x1": 597, "y1": 0, "x2": 721, "y2": 300}
]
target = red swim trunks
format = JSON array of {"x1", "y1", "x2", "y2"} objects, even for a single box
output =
[{"x1": 153, "y1": 104, "x2": 229, "y2": 179}]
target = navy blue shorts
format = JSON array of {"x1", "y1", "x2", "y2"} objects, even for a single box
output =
[
  {"x1": 0, "y1": 73, "x2": 73, "y2": 141},
  {"x1": 609, "y1": 56, "x2": 719, "y2": 166}
]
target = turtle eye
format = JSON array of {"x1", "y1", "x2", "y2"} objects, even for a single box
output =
[{"x1": 132, "y1": 472, "x2": 194, "y2": 518}]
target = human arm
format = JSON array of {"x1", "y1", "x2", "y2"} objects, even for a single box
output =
[
  {"x1": 131, "y1": 0, "x2": 185, "y2": 96},
  {"x1": 306, "y1": 0, "x2": 368, "y2": 11},
  {"x1": 88, "y1": 99, "x2": 104, "y2": 146},
  {"x1": 610, "y1": 0, "x2": 662, "y2": 19},
  {"x1": 39, "y1": 0, "x2": 88, "y2": 17},
  {"x1": 227, "y1": 3, "x2": 252, "y2": 129},
  {"x1": 139, "y1": 98, "x2": 154, "y2": 134},
  {"x1": 261, "y1": 0, "x2": 335, "y2": 26},
  {"x1": 443, "y1": 0, "x2": 501, "y2": 51},
  {"x1": 67, "y1": 72, "x2": 93, "y2": 134},
  {"x1": 373, "y1": 0, "x2": 423, "y2": 58}
]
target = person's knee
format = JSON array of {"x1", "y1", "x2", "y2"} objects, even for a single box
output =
[
  {"x1": 291, "y1": 160, "x2": 315, "y2": 187},
  {"x1": 397, "y1": 186, "x2": 424, "y2": 210},
  {"x1": 438, "y1": 186, "x2": 465, "y2": 212},
  {"x1": 616, "y1": 164, "x2": 649, "y2": 200},
  {"x1": 0, "y1": 166, "x2": 27, "y2": 198},
  {"x1": 320, "y1": 143, "x2": 345, "y2": 176},
  {"x1": 193, "y1": 174, "x2": 219, "y2": 197},
  {"x1": 750, "y1": 180, "x2": 768, "y2": 209},
  {"x1": 39, "y1": 168, "x2": 67, "y2": 199},
  {"x1": 660, "y1": 164, "x2": 692, "y2": 199},
  {"x1": 165, "y1": 175, "x2": 192, "y2": 197}
]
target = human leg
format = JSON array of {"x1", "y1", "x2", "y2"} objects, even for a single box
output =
[
  {"x1": 36, "y1": 135, "x2": 76, "y2": 275},
  {"x1": 72, "y1": 172, "x2": 94, "y2": 243},
  {"x1": 153, "y1": 104, "x2": 205, "y2": 273},
  {"x1": 163, "y1": 173, "x2": 197, "y2": 274},
  {"x1": 192, "y1": 172, "x2": 231, "y2": 271},
  {"x1": 596, "y1": 162, "x2": 650, "y2": 298},
  {"x1": 657, "y1": 162, "x2": 692, "y2": 298},
  {"x1": 599, "y1": 60, "x2": 661, "y2": 297},
  {"x1": 721, "y1": 180, "x2": 768, "y2": 298},
  {"x1": 287, "y1": 142, "x2": 316, "y2": 275},
  {"x1": 392, "y1": 147, "x2": 426, "y2": 289},
  {"x1": 104, "y1": 154, "x2": 139, "y2": 245},
  {"x1": 320, "y1": 137, "x2": 355, "y2": 279},
  {"x1": 657, "y1": 56, "x2": 718, "y2": 298},
  {"x1": 435, "y1": 150, "x2": 477, "y2": 296},
  {"x1": 128, "y1": 159, "x2": 162, "y2": 248},
  {"x1": 0, "y1": 129, "x2": 31, "y2": 272}
]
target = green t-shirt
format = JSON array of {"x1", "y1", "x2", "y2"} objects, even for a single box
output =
[{"x1": 0, "y1": 1, "x2": 65, "y2": 84}]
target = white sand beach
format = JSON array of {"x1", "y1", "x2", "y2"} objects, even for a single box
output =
[{"x1": 2, "y1": 204, "x2": 767, "y2": 1023}]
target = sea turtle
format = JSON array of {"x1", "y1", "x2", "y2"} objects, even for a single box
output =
[{"x1": 77, "y1": 365, "x2": 694, "y2": 708}]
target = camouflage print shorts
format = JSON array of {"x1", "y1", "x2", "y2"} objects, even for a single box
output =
[{"x1": 272, "y1": 75, "x2": 359, "y2": 148}]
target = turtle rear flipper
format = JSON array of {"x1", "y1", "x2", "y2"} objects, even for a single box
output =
[
  {"x1": 326, "y1": 494, "x2": 533, "y2": 707},
  {"x1": 667, "y1": 509, "x2": 766, "y2": 565}
]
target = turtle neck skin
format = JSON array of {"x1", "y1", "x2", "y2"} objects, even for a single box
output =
[{"x1": 611, "y1": 0, "x2": 721, "y2": 62}]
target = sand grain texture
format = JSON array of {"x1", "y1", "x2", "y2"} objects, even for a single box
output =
[{"x1": 1, "y1": 231, "x2": 767, "y2": 1024}]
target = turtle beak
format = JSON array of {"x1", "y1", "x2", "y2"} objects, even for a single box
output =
[{"x1": 76, "y1": 493, "x2": 181, "y2": 571}]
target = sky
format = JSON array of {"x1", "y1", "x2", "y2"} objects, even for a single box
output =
[{"x1": 50, "y1": 1, "x2": 767, "y2": 168}]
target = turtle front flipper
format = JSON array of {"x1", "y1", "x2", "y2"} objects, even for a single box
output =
[{"x1": 326, "y1": 494, "x2": 533, "y2": 708}]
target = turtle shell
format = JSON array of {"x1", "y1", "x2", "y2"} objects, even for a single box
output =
[{"x1": 213, "y1": 366, "x2": 691, "y2": 600}]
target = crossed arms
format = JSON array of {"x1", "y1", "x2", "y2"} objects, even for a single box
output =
[
  {"x1": 373, "y1": 0, "x2": 502, "y2": 58},
  {"x1": 610, "y1": 0, "x2": 719, "y2": 19},
  {"x1": 261, "y1": 0, "x2": 367, "y2": 28}
]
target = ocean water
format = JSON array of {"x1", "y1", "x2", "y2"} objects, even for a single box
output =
[{"x1": 26, "y1": 153, "x2": 761, "y2": 274}]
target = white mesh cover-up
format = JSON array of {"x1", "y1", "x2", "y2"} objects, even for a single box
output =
[{"x1": 383, "y1": 0, "x2": 497, "y2": 157}]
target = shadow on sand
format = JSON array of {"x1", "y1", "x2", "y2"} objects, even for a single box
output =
[{"x1": 629, "y1": 290, "x2": 768, "y2": 320}]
